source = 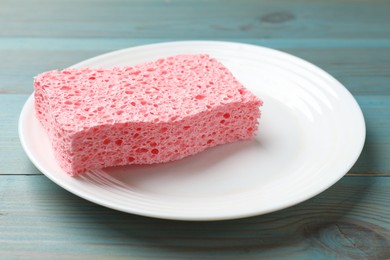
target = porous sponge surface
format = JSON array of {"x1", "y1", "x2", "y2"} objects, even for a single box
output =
[{"x1": 34, "y1": 54, "x2": 262, "y2": 175}]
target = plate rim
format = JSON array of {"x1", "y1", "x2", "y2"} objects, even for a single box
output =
[{"x1": 18, "y1": 40, "x2": 366, "y2": 221}]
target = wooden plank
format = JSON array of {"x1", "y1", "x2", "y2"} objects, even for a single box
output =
[
  {"x1": 1, "y1": 94, "x2": 389, "y2": 175},
  {"x1": 2, "y1": 38, "x2": 390, "y2": 51},
  {"x1": 0, "y1": 95, "x2": 42, "y2": 175},
  {"x1": 352, "y1": 95, "x2": 390, "y2": 174},
  {"x1": 0, "y1": 175, "x2": 389, "y2": 259},
  {"x1": 1, "y1": 39, "x2": 389, "y2": 94},
  {"x1": 1, "y1": 0, "x2": 390, "y2": 39}
]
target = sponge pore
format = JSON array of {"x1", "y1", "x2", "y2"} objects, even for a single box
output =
[{"x1": 34, "y1": 54, "x2": 263, "y2": 175}]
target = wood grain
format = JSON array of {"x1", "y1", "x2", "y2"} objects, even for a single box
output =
[
  {"x1": 0, "y1": 175, "x2": 389, "y2": 259},
  {"x1": 0, "y1": 95, "x2": 42, "y2": 175},
  {"x1": 1, "y1": 0, "x2": 390, "y2": 39},
  {"x1": 351, "y1": 95, "x2": 390, "y2": 174}
]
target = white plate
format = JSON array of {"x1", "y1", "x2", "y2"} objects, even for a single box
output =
[{"x1": 19, "y1": 41, "x2": 365, "y2": 221}]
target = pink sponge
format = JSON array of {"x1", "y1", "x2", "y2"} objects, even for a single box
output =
[{"x1": 34, "y1": 54, "x2": 262, "y2": 175}]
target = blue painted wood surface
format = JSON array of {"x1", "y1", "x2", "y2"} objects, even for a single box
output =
[
  {"x1": 1, "y1": 176, "x2": 389, "y2": 259},
  {"x1": 0, "y1": 0, "x2": 389, "y2": 258}
]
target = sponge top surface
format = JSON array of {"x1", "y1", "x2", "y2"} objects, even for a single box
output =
[{"x1": 34, "y1": 54, "x2": 252, "y2": 131}]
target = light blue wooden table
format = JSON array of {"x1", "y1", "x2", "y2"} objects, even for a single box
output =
[{"x1": 1, "y1": 0, "x2": 389, "y2": 258}]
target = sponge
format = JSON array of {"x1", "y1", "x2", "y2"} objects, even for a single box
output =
[{"x1": 34, "y1": 54, "x2": 262, "y2": 175}]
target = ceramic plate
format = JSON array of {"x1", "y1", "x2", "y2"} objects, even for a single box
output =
[{"x1": 19, "y1": 41, "x2": 365, "y2": 221}]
